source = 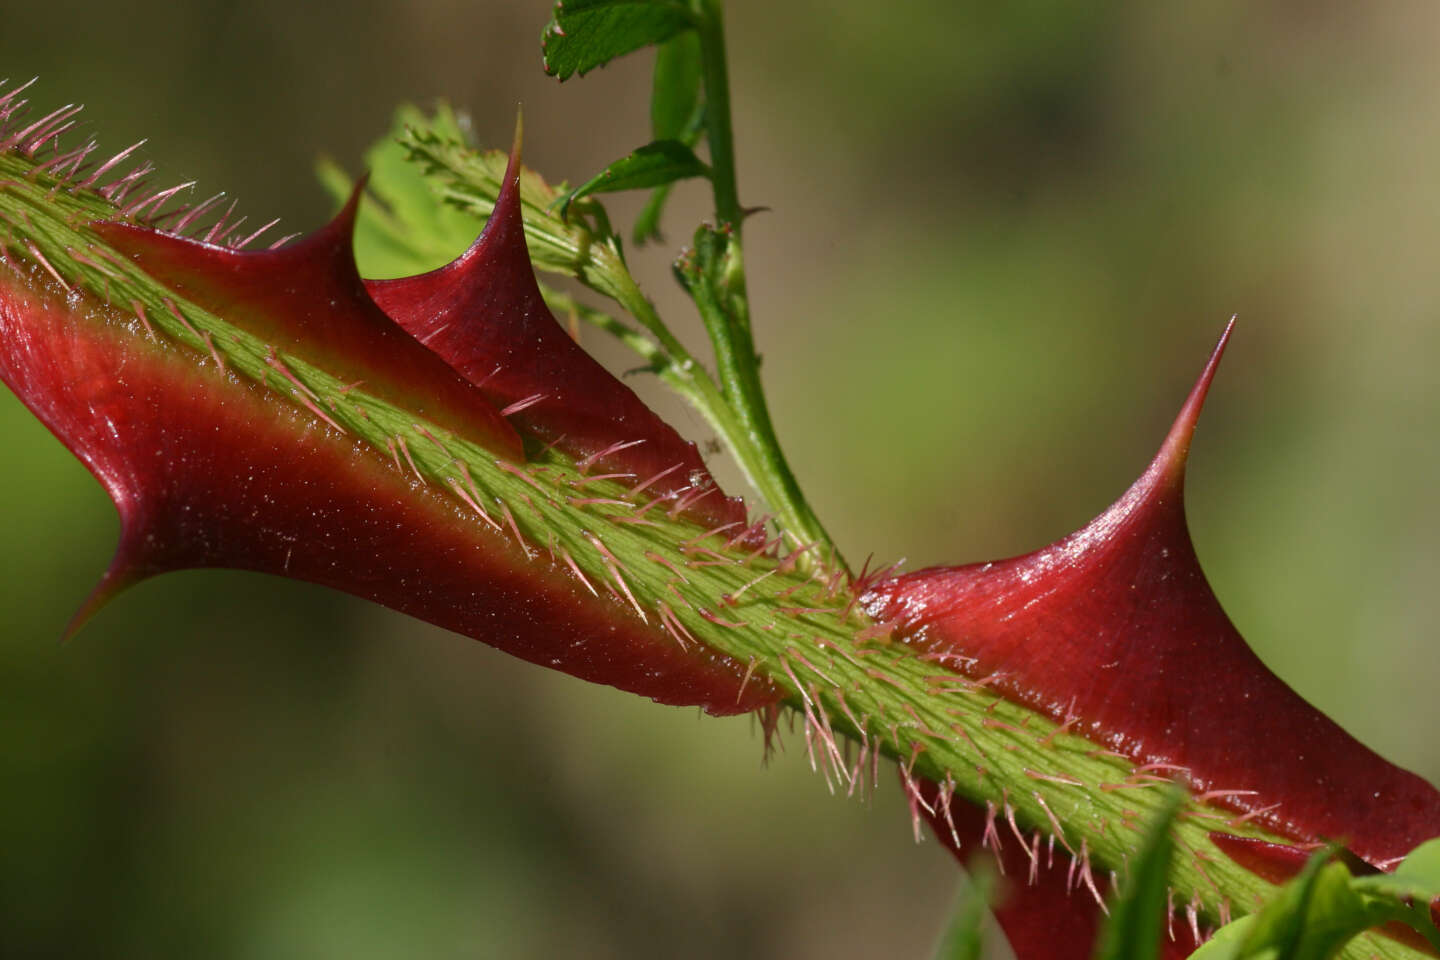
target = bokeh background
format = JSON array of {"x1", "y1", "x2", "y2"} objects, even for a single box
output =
[{"x1": 3, "y1": 1, "x2": 1440, "y2": 957}]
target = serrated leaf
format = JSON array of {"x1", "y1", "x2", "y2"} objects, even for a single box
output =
[
  {"x1": 559, "y1": 139, "x2": 709, "y2": 219},
  {"x1": 542, "y1": 0, "x2": 695, "y2": 81},
  {"x1": 1094, "y1": 789, "x2": 1186, "y2": 960}
]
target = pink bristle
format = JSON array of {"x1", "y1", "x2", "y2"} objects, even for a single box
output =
[
  {"x1": 124, "y1": 180, "x2": 195, "y2": 220},
  {"x1": 232, "y1": 217, "x2": 282, "y2": 250},
  {"x1": 212, "y1": 214, "x2": 248, "y2": 245},
  {"x1": 76, "y1": 140, "x2": 147, "y2": 190},
  {"x1": 201, "y1": 198, "x2": 239, "y2": 242},
  {"x1": 0, "y1": 102, "x2": 80, "y2": 153},
  {"x1": 97, "y1": 162, "x2": 153, "y2": 203},
  {"x1": 171, "y1": 192, "x2": 227, "y2": 234}
]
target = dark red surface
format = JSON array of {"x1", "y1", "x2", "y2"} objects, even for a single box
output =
[
  {"x1": 366, "y1": 147, "x2": 753, "y2": 540},
  {"x1": 867, "y1": 323, "x2": 1440, "y2": 873},
  {"x1": 0, "y1": 259, "x2": 775, "y2": 716},
  {"x1": 93, "y1": 185, "x2": 524, "y2": 461},
  {"x1": 1206, "y1": 833, "x2": 1313, "y2": 886}
]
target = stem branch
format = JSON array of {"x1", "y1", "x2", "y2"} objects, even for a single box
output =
[{"x1": 690, "y1": 0, "x2": 844, "y2": 571}]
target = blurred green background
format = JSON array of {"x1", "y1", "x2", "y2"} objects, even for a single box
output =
[{"x1": 3, "y1": 1, "x2": 1439, "y2": 957}]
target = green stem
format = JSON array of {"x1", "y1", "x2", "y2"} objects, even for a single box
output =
[
  {"x1": 605, "y1": 270, "x2": 785, "y2": 516},
  {"x1": 554, "y1": 262, "x2": 834, "y2": 568},
  {"x1": 540, "y1": 283, "x2": 710, "y2": 413},
  {"x1": 696, "y1": 0, "x2": 741, "y2": 230},
  {"x1": 1, "y1": 141, "x2": 1424, "y2": 960},
  {"x1": 676, "y1": 232, "x2": 841, "y2": 569},
  {"x1": 689, "y1": 0, "x2": 844, "y2": 572}
]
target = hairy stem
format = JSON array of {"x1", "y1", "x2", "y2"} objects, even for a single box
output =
[{"x1": 0, "y1": 91, "x2": 1422, "y2": 960}]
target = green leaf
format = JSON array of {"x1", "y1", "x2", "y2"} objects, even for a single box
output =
[
  {"x1": 1352, "y1": 838, "x2": 1440, "y2": 952},
  {"x1": 317, "y1": 102, "x2": 481, "y2": 279},
  {"x1": 1291, "y1": 862, "x2": 1392, "y2": 959},
  {"x1": 931, "y1": 864, "x2": 997, "y2": 960},
  {"x1": 651, "y1": 30, "x2": 702, "y2": 139},
  {"x1": 542, "y1": 0, "x2": 695, "y2": 81},
  {"x1": 1239, "y1": 852, "x2": 1338, "y2": 960},
  {"x1": 390, "y1": 113, "x2": 627, "y2": 290},
  {"x1": 559, "y1": 139, "x2": 710, "y2": 219},
  {"x1": 634, "y1": 32, "x2": 705, "y2": 245},
  {"x1": 1195, "y1": 836, "x2": 1440, "y2": 960},
  {"x1": 1390, "y1": 838, "x2": 1440, "y2": 892},
  {"x1": 1094, "y1": 788, "x2": 1184, "y2": 960},
  {"x1": 632, "y1": 181, "x2": 676, "y2": 245},
  {"x1": 1189, "y1": 915, "x2": 1255, "y2": 960},
  {"x1": 1190, "y1": 855, "x2": 1336, "y2": 960}
]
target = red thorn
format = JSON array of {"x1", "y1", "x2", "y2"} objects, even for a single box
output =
[
  {"x1": 0, "y1": 254, "x2": 779, "y2": 720},
  {"x1": 94, "y1": 184, "x2": 522, "y2": 461},
  {"x1": 1150, "y1": 317, "x2": 1234, "y2": 491},
  {"x1": 364, "y1": 138, "x2": 753, "y2": 538},
  {"x1": 61, "y1": 547, "x2": 145, "y2": 643},
  {"x1": 865, "y1": 321, "x2": 1440, "y2": 870}
]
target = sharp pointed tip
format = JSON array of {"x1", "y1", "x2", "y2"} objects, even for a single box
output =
[
  {"x1": 61, "y1": 562, "x2": 143, "y2": 643},
  {"x1": 462, "y1": 113, "x2": 529, "y2": 266},
  {"x1": 1185, "y1": 317, "x2": 1236, "y2": 416},
  {"x1": 1214, "y1": 314, "x2": 1237, "y2": 368},
  {"x1": 332, "y1": 172, "x2": 367, "y2": 234},
  {"x1": 1152, "y1": 318, "x2": 1236, "y2": 485},
  {"x1": 502, "y1": 109, "x2": 525, "y2": 199},
  {"x1": 1187, "y1": 315, "x2": 1237, "y2": 425},
  {"x1": 60, "y1": 596, "x2": 102, "y2": 644},
  {"x1": 286, "y1": 173, "x2": 367, "y2": 274},
  {"x1": 510, "y1": 106, "x2": 524, "y2": 166}
]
